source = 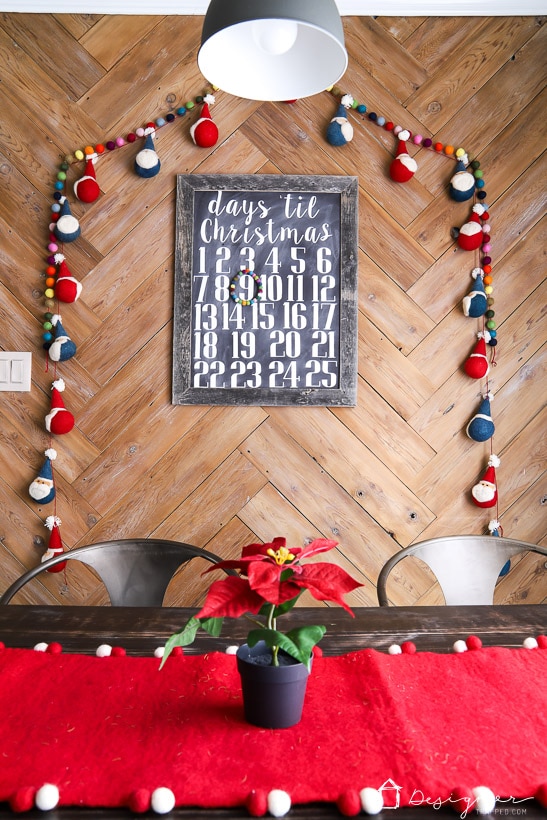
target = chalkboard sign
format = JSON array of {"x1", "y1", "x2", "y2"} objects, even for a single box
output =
[{"x1": 173, "y1": 174, "x2": 358, "y2": 406}]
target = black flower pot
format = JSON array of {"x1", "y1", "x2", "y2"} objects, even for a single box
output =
[{"x1": 236, "y1": 641, "x2": 311, "y2": 729}]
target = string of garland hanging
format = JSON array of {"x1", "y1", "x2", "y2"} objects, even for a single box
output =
[{"x1": 29, "y1": 85, "x2": 502, "y2": 569}]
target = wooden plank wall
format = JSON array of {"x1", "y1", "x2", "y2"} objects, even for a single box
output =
[{"x1": 0, "y1": 13, "x2": 545, "y2": 608}]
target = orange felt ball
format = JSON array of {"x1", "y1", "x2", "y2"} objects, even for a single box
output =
[
  {"x1": 45, "y1": 277, "x2": 55, "y2": 287},
  {"x1": 483, "y1": 275, "x2": 493, "y2": 285}
]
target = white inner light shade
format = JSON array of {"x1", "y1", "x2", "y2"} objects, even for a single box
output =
[{"x1": 198, "y1": 1, "x2": 348, "y2": 101}]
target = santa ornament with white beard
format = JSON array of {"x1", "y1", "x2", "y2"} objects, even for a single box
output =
[{"x1": 471, "y1": 455, "x2": 500, "y2": 508}]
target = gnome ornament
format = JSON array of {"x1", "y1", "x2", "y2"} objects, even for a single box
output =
[
  {"x1": 190, "y1": 95, "x2": 219, "y2": 148},
  {"x1": 48, "y1": 315, "x2": 77, "y2": 362},
  {"x1": 53, "y1": 197, "x2": 81, "y2": 243},
  {"x1": 462, "y1": 269, "x2": 487, "y2": 318},
  {"x1": 457, "y1": 204, "x2": 486, "y2": 251},
  {"x1": 28, "y1": 448, "x2": 57, "y2": 504},
  {"x1": 54, "y1": 256, "x2": 82, "y2": 303},
  {"x1": 389, "y1": 130, "x2": 418, "y2": 183},
  {"x1": 42, "y1": 516, "x2": 66, "y2": 572},
  {"x1": 326, "y1": 95, "x2": 354, "y2": 146},
  {"x1": 471, "y1": 454, "x2": 500, "y2": 508},
  {"x1": 466, "y1": 393, "x2": 495, "y2": 442},
  {"x1": 449, "y1": 159, "x2": 475, "y2": 202},
  {"x1": 464, "y1": 333, "x2": 490, "y2": 379},
  {"x1": 45, "y1": 379, "x2": 75, "y2": 435},
  {"x1": 74, "y1": 157, "x2": 100, "y2": 203},
  {"x1": 134, "y1": 130, "x2": 161, "y2": 178},
  {"x1": 488, "y1": 519, "x2": 502, "y2": 537}
]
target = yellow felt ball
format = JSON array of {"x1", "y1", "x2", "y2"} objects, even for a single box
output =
[
  {"x1": 74, "y1": 149, "x2": 84, "y2": 160},
  {"x1": 44, "y1": 288, "x2": 55, "y2": 299},
  {"x1": 485, "y1": 285, "x2": 493, "y2": 295},
  {"x1": 455, "y1": 147, "x2": 466, "y2": 158}
]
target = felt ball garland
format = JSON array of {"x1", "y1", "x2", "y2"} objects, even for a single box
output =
[{"x1": 34, "y1": 81, "x2": 503, "y2": 576}]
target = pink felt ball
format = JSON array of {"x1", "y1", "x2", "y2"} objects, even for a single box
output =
[
  {"x1": 246, "y1": 789, "x2": 268, "y2": 817},
  {"x1": 337, "y1": 790, "x2": 362, "y2": 816},
  {"x1": 116, "y1": 137, "x2": 125, "y2": 147},
  {"x1": 466, "y1": 635, "x2": 483, "y2": 650}
]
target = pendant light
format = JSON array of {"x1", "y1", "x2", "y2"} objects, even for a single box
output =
[{"x1": 198, "y1": 0, "x2": 348, "y2": 101}]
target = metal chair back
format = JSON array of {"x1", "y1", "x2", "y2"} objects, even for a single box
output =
[
  {"x1": 377, "y1": 535, "x2": 546, "y2": 606},
  {"x1": 0, "y1": 539, "x2": 234, "y2": 606}
]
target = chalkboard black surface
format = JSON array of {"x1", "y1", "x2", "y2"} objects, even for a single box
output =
[{"x1": 173, "y1": 174, "x2": 358, "y2": 406}]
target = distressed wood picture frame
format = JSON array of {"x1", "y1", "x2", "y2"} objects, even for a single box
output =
[{"x1": 173, "y1": 174, "x2": 358, "y2": 406}]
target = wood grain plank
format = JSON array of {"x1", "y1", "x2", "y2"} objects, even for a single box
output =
[{"x1": 79, "y1": 15, "x2": 165, "y2": 70}]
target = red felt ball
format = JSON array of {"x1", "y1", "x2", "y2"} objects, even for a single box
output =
[
  {"x1": 337, "y1": 790, "x2": 362, "y2": 816},
  {"x1": 246, "y1": 789, "x2": 268, "y2": 817},
  {"x1": 0, "y1": 641, "x2": 5, "y2": 650},
  {"x1": 401, "y1": 641, "x2": 417, "y2": 654},
  {"x1": 128, "y1": 788, "x2": 150, "y2": 813},
  {"x1": 312, "y1": 645, "x2": 323, "y2": 657},
  {"x1": 46, "y1": 642, "x2": 63, "y2": 654},
  {"x1": 10, "y1": 786, "x2": 35, "y2": 813},
  {"x1": 111, "y1": 646, "x2": 126, "y2": 657},
  {"x1": 466, "y1": 635, "x2": 483, "y2": 650},
  {"x1": 535, "y1": 783, "x2": 547, "y2": 807},
  {"x1": 450, "y1": 786, "x2": 475, "y2": 814},
  {"x1": 171, "y1": 645, "x2": 184, "y2": 656}
]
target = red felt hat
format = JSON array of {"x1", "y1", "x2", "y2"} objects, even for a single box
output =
[
  {"x1": 45, "y1": 378, "x2": 75, "y2": 435},
  {"x1": 389, "y1": 131, "x2": 417, "y2": 183},
  {"x1": 190, "y1": 98, "x2": 219, "y2": 148},
  {"x1": 74, "y1": 158, "x2": 100, "y2": 204},
  {"x1": 43, "y1": 516, "x2": 66, "y2": 572},
  {"x1": 464, "y1": 335, "x2": 490, "y2": 379},
  {"x1": 55, "y1": 258, "x2": 82, "y2": 303}
]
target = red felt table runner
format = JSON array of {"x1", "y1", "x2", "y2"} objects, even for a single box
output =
[{"x1": 0, "y1": 643, "x2": 546, "y2": 813}]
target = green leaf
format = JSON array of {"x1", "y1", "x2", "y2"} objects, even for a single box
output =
[
  {"x1": 200, "y1": 616, "x2": 223, "y2": 637},
  {"x1": 159, "y1": 617, "x2": 201, "y2": 669},
  {"x1": 247, "y1": 624, "x2": 326, "y2": 668}
]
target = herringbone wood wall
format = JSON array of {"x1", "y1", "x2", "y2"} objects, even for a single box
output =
[{"x1": 0, "y1": 13, "x2": 545, "y2": 607}]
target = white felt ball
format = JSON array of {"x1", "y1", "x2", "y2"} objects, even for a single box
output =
[
  {"x1": 151, "y1": 787, "x2": 176, "y2": 814},
  {"x1": 35, "y1": 784, "x2": 59, "y2": 810},
  {"x1": 523, "y1": 637, "x2": 538, "y2": 649},
  {"x1": 96, "y1": 644, "x2": 112, "y2": 657},
  {"x1": 360, "y1": 787, "x2": 384, "y2": 814},
  {"x1": 453, "y1": 640, "x2": 468, "y2": 653},
  {"x1": 225, "y1": 645, "x2": 239, "y2": 655},
  {"x1": 388, "y1": 644, "x2": 402, "y2": 655},
  {"x1": 34, "y1": 642, "x2": 48, "y2": 652},
  {"x1": 472, "y1": 786, "x2": 496, "y2": 814},
  {"x1": 267, "y1": 789, "x2": 291, "y2": 817},
  {"x1": 154, "y1": 646, "x2": 165, "y2": 658}
]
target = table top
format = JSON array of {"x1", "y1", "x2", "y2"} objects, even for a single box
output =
[{"x1": 1, "y1": 605, "x2": 545, "y2": 819}]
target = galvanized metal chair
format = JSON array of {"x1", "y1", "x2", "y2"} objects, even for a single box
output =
[
  {"x1": 377, "y1": 535, "x2": 547, "y2": 606},
  {"x1": 0, "y1": 539, "x2": 235, "y2": 606}
]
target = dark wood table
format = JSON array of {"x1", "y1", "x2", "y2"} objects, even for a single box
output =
[{"x1": 0, "y1": 605, "x2": 545, "y2": 819}]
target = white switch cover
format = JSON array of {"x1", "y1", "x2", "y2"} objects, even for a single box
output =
[{"x1": 0, "y1": 352, "x2": 32, "y2": 391}]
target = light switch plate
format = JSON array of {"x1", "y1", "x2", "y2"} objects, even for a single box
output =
[{"x1": 0, "y1": 352, "x2": 32, "y2": 391}]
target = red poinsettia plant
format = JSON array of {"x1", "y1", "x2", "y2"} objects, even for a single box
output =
[{"x1": 161, "y1": 537, "x2": 362, "y2": 669}]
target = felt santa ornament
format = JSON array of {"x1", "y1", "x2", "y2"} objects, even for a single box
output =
[
  {"x1": 449, "y1": 159, "x2": 475, "y2": 202},
  {"x1": 456, "y1": 204, "x2": 486, "y2": 251},
  {"x1": 134, "y1": 130, "x2": 161, "y2": 178},
  {"x1": 326, "y1": 95, "x2": 354, "y2": 146},
  {"x1": 42, "y1": 516, "x2": 66, "y2": 572},
  {"x1": 462, "y1": 270, "x2": 487, "y2": 318},
  {"x1": 389, "y1": 130, "x2": 418, "y2": 183},
  {"x1": 466, "y1": 393, "x2": 495, "y2": 442},
  {"x1": 48, "y1": 315, "x2": 77, "y2": 362},
  {"x1": 74, "y1": 157, "x2": 100, "y2": 203},
  {"x1": 471, "y1": 454, "x2": 500, "y2": 508},
  {"x1": 45, "y1": 379, "x2": 75, "y2": 435},
  {"x1": 464, "y1": 333, "x2": 490, "y2": 379},
  {"x1": 28, "y1": 448, "x2": 57, "y2": 504},
  {"x1": 54, "y1": 256, "x2": 82, "y2": 303},
  {"x1": 53, "y1": 196, "x2": 81, "y2": 243},
  {"x1": 190, "y1": 95, "x2": 219, "y2": 148}
]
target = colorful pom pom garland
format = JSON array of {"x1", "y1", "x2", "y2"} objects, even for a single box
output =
[{"x1": 35, "y1": 82, "x2": 502, "y2": 573}]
